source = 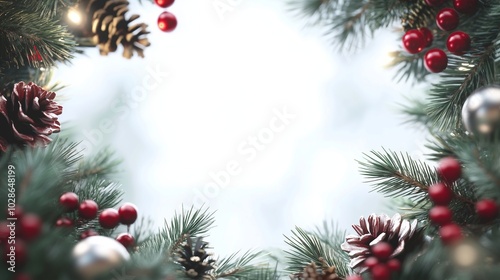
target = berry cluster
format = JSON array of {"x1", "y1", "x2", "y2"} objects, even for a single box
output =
[
  {"x1": 429, "y1": 157, "x2": 500, "y2": 245},
  {"x1": 358, "y1": 242, "x2": 402, "y2": 280},
  {"x1": 155, "y1": 0, "x2": 177, "y2": 32},
  {"x1": 0, "y1": 207, "x2": 43, "y2": 279},
  {"x1": 58, "y1": 192, "x2": 138, "y2": 248},
  {"x1": 402, "y1": 0, "x2": 478, "y2": 73}
]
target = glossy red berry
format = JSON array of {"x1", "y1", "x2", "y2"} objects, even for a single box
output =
[
  {"x1": 438, "y1": 157, "x2": 462, "y2": 182},
  {"x1": 476, "y1": 199, "x2": 499, "y2": 221},
  {"x1": 364, "y1": 257, "x2": 379, "y2": 269},
  {"x1": 158, "y1": 11, "x2": 177, "y2": 32},
  {"x1": 453, "y1": 0, "x2": 479, "y2": 14},
  {"x1": 55, "y1": 217, "x2": 74, "y2": 227},
  {"x1": 424, "y1": 48, "x2": 448, "y2": 73},
  {"x1": 99, "y1": 209, "x2": 120, "y2": 229},
  {"x1": 78, "y1": 200, "x2": 99, "y2": 220},
  {"x1": 425, "y1": 0, "x2": 445, "y2": 6},
  {"x1": 402, "y1": 29, "x2": 425, "y2": 54},
  {"x1": 19, "y1": 213, "x2": 42, "y2": 241},
  {"x1": 429, "y1": 206, "x2": 453, "y2": 226},
  {"x1": 447, "y1": 31, "x2": 471, "y2": 55},
  {"x1": 436, "y1": 8, "x2": 460, "y2": 31},
  {"x1": 428, "y1": 183, "x2": 453, "y2": 205},
  {"x1": 59, "y1": 192, "x2": 79, "y2": 212},
  {"x1": 387, "y1": 259, "x2": 401, "y2": 272},
  {"x1": 371, "y1": 242, "x2": 393, "y2": 261},
  {"x1": 439, "y1": 223, "x2": 463, "y2": 245},
  {"x1": 119, "y1": 203, "x2": 138, "y2": 225},
  {"x1": 116, "y1": 233, "x2": 135, "y2": 248},
  {"x1": 418, "y1": 27, "x2": 433, "y2": 47},
  {"x1": 155, "y1": 0, "x2": 175, "y2": 8},
  {"x1": 80, "y1": 229, "x2": 99, "y2": 239},
  {"x1": 371, "y1": 263, "x2": 391, "y2": 280}
]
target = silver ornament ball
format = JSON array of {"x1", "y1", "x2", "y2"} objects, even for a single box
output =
[
  {"x1": 462, "y1": 86, "x2": 500, "y2": 135},
  {"x1": 72, "y1": 236, "x2": 130, "y2": 279}
]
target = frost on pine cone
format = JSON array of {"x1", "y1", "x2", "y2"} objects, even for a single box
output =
[
  {"x1": 67, "y1": 0, "x2": 150, "y2": 58},
  {"x1": 289, "y1": 262, "x2": 343, "y2": 280},
  {"x1": 0, "y1": 82, "x2": 62, "y2": 152},
  {"x1": 175, "y1": 237, "x2": 215, "y2": 280},
  {"x1": 341, "y1": 213, "x2": 421, "y2": 273}
]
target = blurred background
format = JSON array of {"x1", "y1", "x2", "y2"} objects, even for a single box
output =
[{"x1": 56, "y1": 0, "x2": 428, "y2": 257}]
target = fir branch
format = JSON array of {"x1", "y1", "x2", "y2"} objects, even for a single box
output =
[
  {"x1": 284, "y1": 226, "x2": 351, "y2": 278},
  {"x1": 387, "y1": 50, "x2": 429, "y2": 83},
  {"x1": 214, "y1": 250, "x2": 267, "y2": 279}
]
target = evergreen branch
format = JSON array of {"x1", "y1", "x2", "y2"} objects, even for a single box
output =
[
  {"x1": 284, "y1": 227, "x2": 351, "y2": 278},
  {"x1": 214, "y1": 250, "x2": 267, "y2": 279},
  {"x1": 72, "y1": 148, "x2": 121, "y2": 181},
  {"x1": 387, "y1": 50, "x2": 429, "y2": 83}
]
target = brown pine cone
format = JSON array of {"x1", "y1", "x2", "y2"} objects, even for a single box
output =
[
  {"x1": 290, "y1": 262, "x2": 343, "y2": 280},
  {"x1": 0, "y1": 82, "x2": 62, "y2": 151}
]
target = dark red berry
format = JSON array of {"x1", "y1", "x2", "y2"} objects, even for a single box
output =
[
  {"x1": 447, "y1": 31, "x2": 471, "y2": 55},
  {"x1": 453, "y1": 0, "x2": 479, "y2": 14},
  {"x1": 118, "y1": 203, "x2": 138, "y2": 225},
  {"x1": 371, "y1": 242, "x2": 393, "y2": 261},
  {"x1": 155, "y1": 0, "x2": 175, "y2": 8},
  {"x1": 436, "y1": 8, "x2": 460, "y2": 31},
  {"x1": 429, "y1": 206, "x2": 453, "y2": 226},
  {"x1": 78, "y1": 200, "x2": 99, "y2": 220},
  {"x1": 116, "y1": 233, "x2": 135, "y2": 248},
  {"x1": 387, "y1": 259, "x2": 401, "y2": 271},
  {"x1": 439, "y1": 223, "x2": 463, "y2": 245},
  {"x1": 476, "y1": 199, "x2": 499, "y2": 221},
  {"x1": 99, "y1": 209, "x2": 120, "y2": 229},
  {"x1": 364, "y1": 256, "x2": 379, "y2": 269},
  {"x1": 437, "y1": 157, "x2": 462, "y2": 182},
  {"x1": 418, "y1": 27, "x2": 433, "y2": 47},
  {"x1": 424, "y1": 48, "x2": 448, "y2": 73},
  {"x1": 19, "y1": 213, "x2": 42, "y2": 241},
  {"x1": 402, "y1": 29, "x2": 425, "y2": 54},
  {"x1": 428, "y1": 183, "x2": 453, "y2": 205},
  {"x1": 371, "y1": 263, "x2": 391, "y2": 280},
  {"x1": 4, "y1": 240, "x2": 27, "y2": 265},
  {"x1": 59, "y1": 192, "x2": 79, "y2": 212}
]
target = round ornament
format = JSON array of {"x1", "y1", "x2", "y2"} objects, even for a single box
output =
[
  {"x1": 72, "y1": 236, "x2": 130, "y2": 279},
  {"x1": 158, "y1": 11, "x2": 177, "y2": 32},
  {"x1": 447, "y1": 31, "x2": 471, "y2": 55},
  {"x1": 436, "y1": 8, "x2": 460, "y2": 31},
  {"x1": 402, "y1": 29, "x2": 425, "y2": 54},
  {"x1": 462, "y1": 86, "x2": 500, "y2": 136},
  {"x1": 424, "y1": 49, "x2": 448, "y2": 73}
]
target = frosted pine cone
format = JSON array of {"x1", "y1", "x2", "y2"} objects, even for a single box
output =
[
  {"x1": 0, "y1": 82, "x2": 62, "y2": 151},
  {"x1": 341, "y1": 213, "x2": 420, "y2": 273}
]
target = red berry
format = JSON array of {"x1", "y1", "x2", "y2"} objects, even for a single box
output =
[
  {"x1": 475, "y1": 199, "x2": 499, "y2": 221},
  {"x1": 428, "y1": 182, "x2": 453, "y2": 205},
  {"x1": 158, "y1": 11, "x2": 177, "y2": 32},
  {"x1": 371, "y1": 242, "x2": 393, "y2": 261},
  {"x1": 364, "y1": 256, "x2": 379, "y2": 269},
  {"x1": 438, "y1": 157, "x2": 462, "y2": 182},
  {"x1": 19, "y1": 214, "x2": 42, "y2": 241},
  {"x1": 424, "y1": 48, "x2": 448, "y2": 73},
  {"x1": 436, "y1": 8, "x2": 460, "y2": 31},
  {"x1": 155, "y1": 0, "x2": 175, "y2": 8},
  {"x1": 429, "y1": 206, "x2": 453, "y2": 226},
  {"x1": 4, "y1": 240, "x2": 27, "y2": 265},
  {"x1": 425, "y1": 0, "x2": 445, "y2": 6},
  {"x1": 59, "y1": 192, "x2": 79, "y2": 212},
  {"x1": 447, "y1": 31, "x2": 471, "y2": 55},
  {"x1": 371, "y1": 263, "x2": 391, "y2": 280},
  {"x1": 116, "y1": 233, "x2": 135, "y2": 248},
  {"x1": 99, "y1": 209, "x2": 120, "y2": 229},
  {"x1": 78, "y1": 200, "x2": 99, "y2": 220},
  {"x1": 453, "y1": 0, "x2": 479, "y2": 14},
  {"x1": 418, "y1": 27, "x2": 433, "y2": 47},
  {"x1": 80, "y1": 229, "x2": 99, "y2": 239},
  {"x1": 439, "y1": 223, "x2": 463, "y2": 245},
  {"x1": 119, "y1": 203, "x2": 138, "y2": 225},
  {"x1": 346, "y1": 276, "x2": 363, "y2": 280},
  {"x1": 7, "y1": 207, "x2": 24, "y2": 220},
  {"x1": 402, "y1": 29, "x2": 425, "y2": 54},
  {"x1": 55, "y1": 217, "x2": 74, "y2": 227},
  {"x1": 387, "y1": 259, "x2": 401, "y2": 272}
]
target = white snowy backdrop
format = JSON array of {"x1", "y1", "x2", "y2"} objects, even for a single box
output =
[{"x1": 56, "y1": 0, "x2": 428, "y2": 257}]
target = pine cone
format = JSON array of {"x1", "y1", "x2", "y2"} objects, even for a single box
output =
[
  {"x1": 68, "y1": 0, "x2": 150, "y2": 58},
  {"x1": 0, "y1": 82, "x2": 62, "y2": 151},
  {"x1": 175, "y1": 237, "x2": 216, "y2": 280},
  {"x1": 341, "y1": 213, "x2": 420, "y2": 273},
  {"x1": 289, "y1": 262, "x2": 343, "y2": 280}
]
